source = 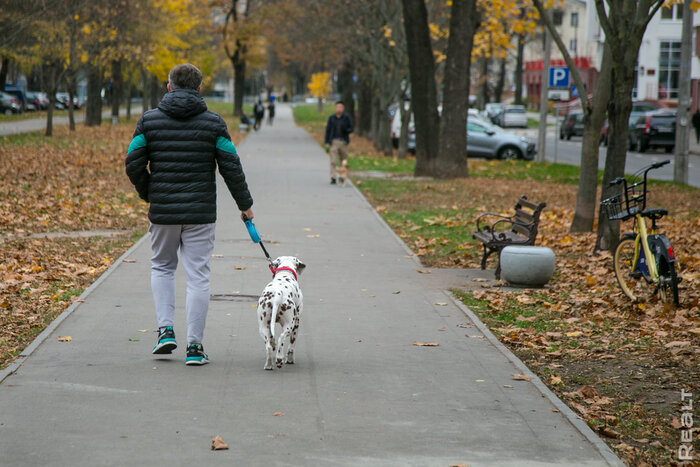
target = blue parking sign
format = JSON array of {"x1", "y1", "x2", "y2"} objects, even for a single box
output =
[{"x1": 549, "y1": 67, "x2": 570, "y2": 88}]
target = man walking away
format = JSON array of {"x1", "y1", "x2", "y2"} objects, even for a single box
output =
[
  {"x1": 324, "y1": 101, "x2": 354, "y2": 184},
  {"x1": 267, "y1": 99, "x2": 275, "y2": 126},
  {"x1": 692, "y1": 109, "x2": 700, "y2": 145},
  {"x1": 125, "y1": 63, "x2": 254, "y2": 365},
  {"x1": 254, "y1": 100, "x2": 264, "y2": 131}
]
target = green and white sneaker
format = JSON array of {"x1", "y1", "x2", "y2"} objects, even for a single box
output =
[
  {"x1": 152, "y1": 326, "x2": 177, "y2": 354},
  {"x1": 185, "y1": 343, "x2": 209, "y2": 366}
]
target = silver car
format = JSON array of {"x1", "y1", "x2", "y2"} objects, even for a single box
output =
[{"x1": 467, "y1": 118, "x2": 535, "y2": 160}]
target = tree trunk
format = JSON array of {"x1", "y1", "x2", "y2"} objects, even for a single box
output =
[
  {"x1": 479, "y1": 56, "x2": 490, "y2": 109},
  {"x1": 494, "y1": 57, "x2": 507, "y2": 103},
  {"x1": 570, "y1": 46, "x2": 612, "y2": 232},
  {"x1": 149, "y1": 74, "x2": 160, "y2": 110},
  {"x1": 371, "y1": 92, "x2": 381, "y2": 149},
  {"x1": 66, "y1": 72, "x2": 77, "y2": 131},
  {"x1": 402, "y1": 0, "x2": 439, "y2": 177},
  {"x1": 233, "y1": 59, "x2": 246, "y2": 116},
  {"x1": 596, "y1": 75, "x2": 634, "y2": 251},
  {"x1": 141, "y1": 68, "x2": 151, "y2": 111},
  {"x1": 44, "y1": 62, "x2": 59, "y2": 137},
  {"x1": 357, "y1": 72, "x2": 373, "y2": 137},
  {"x1": 435, "y1": 0, "x2": 478, "y2": 178},
  {"x1": 339, "y1": 60, "x2": 355, "y2": 122},
  {"x1": 398, "y1": 100, "x2": 412, "y2": 159},
  {"x1": 85, "y1": 63, "x2": 102, "y2": 126},
  {"x1": 111, "y1": 60, "x2": 122, "y2": 125},
  {"x1": 0, "y1": 57, "x2": 8, "y2": 92},
  {"x1": 126, "y1": 81, "x2": 132, "y2": 120}
]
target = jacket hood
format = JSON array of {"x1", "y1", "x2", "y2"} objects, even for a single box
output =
[{"x1": 158, "y1": 88, "x2": 207, "y2": 119}]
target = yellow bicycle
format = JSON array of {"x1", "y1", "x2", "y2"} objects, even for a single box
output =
[{"x1": 601, "y1": 160, "x2": 680, "y2": 306}]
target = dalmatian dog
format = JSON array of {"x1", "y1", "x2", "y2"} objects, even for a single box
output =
[{"x1": 256, "y1": 256, "x2": 305, "y2": 370}]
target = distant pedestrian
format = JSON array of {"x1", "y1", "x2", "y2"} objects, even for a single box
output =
[
  {"x1": 324, "y1": 100, "x2": 354, "y2": 185},
  {"x1": 267, "y1": 100, "x2": 275, "y2": 125},
  {"x1": 692, "y1": 109, "x2": 700, "y2": 144},
  {"x1": 253, "y1": 100, "x2": 265, "y2": 130},
  {"x1": 125, "y1": 63, "x2": 254, "y2": 366}
]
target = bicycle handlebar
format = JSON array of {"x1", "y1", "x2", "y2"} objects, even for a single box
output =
[{"x1": 650, "y1": 160, "x2": 670, "y2": 170}]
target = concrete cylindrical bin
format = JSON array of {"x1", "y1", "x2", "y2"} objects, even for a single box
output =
[{"x1": 500, "y1": 246, "x2": 555, "y2": 287}]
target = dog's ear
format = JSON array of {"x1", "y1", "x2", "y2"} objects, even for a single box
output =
[
  {"x1": 295, "y1": 259, "x2": 306, "y2": 274},
  {"x1": 272, "y1": 258, "x2": 282, "y2": 268}
]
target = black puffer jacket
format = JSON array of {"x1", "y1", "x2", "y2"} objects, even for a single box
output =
[{"x1": 125, "y1": 88, "x2": 253, "y2": 225}]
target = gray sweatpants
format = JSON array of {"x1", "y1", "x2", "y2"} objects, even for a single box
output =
[{"x1": 149, "y1": 223, "x2": 216, "y2": 345}]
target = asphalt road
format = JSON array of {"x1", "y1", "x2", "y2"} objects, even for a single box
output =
[{"x1": 506, "y1": 124, "x2": 700, "y2": 188}]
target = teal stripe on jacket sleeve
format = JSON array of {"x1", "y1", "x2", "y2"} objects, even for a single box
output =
[
  {"x1": 216, "y1": 136, "x2": 237, "y2": 155},
  {"x1": 127, "y1": 134, "x2": 146, "y2": 153}
]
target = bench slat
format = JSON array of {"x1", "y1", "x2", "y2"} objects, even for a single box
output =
[{"x1": 514, "y1": 209, "x2": 534, "y2": 223}]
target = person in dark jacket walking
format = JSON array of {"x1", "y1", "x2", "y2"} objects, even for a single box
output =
[
  {"x1": 253, "y1": 100, "x2": 264, "y2": 130},
  {"x1": 324, "y1": 101, "x2": 353, "y2": 184},
  {"x1": 125, "y1": 63, "x2": 254, "y2": 365},
  {"x1": 692, "y1": 109, "x2": 700, "y2": 144},
  {"x1": 267, "y1": 99, "x2": 275, "y2": 126}
]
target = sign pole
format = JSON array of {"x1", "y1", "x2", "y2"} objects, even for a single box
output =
[{"x1": 537, "y1": 22, "x2": 551, "y2": 163}]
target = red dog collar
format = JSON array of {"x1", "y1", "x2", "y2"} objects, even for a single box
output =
[{"x1": 272, "y1": 266, "x2": 297, "y2": 281}]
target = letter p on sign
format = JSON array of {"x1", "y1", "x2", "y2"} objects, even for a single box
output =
[{"x1": 549, "y1": 67, "x2": 570, "y2": 88}]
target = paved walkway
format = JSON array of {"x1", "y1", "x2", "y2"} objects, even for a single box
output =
[
  {"x1": 0, "y1": 105, "x2": 621, "y2": 466},
  {"x1": 0, "y1": 106, "x2": 142, "y2": 136}
]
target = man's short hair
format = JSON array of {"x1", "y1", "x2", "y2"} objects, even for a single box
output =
[
  {"x1": 168, "y1": 64, "x2": 202, "y2": 90},
  {"x1": 335, "y1": 100, "x2": 344, "y2": 106}
]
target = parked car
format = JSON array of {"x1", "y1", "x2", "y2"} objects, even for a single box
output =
[
  {"x1": 628, "y1": 110, "x2": 676, "y2": 153},
  {"x1": 0, "y1": 91, "x2": 22, "y2": 114},
  {"x1": 25, "y1": 91, "x2": 49, "y2": 111},
  {"x1": 497, "y1": 105, "x2": 528, "y2": 128},
  {"x1": 629, "y1": 101, "x2": 659, "y2": 130},
  {"x1": 3, "y1": 85, "x2": 26, "y2": 111},
  {"x1": 560, "y1": 110, "x2": 584, "y2": 140},
  {"x1": 55, "y1": 92, "x2": 81, "y2": 109},
  {"x1": 467, "y1": 117, "x2": 535, "y2": 160},
  {"x1": 483, "y1": 103, "x2": 504, "y2": 124}
]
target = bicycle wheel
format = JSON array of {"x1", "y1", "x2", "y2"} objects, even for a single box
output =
[
  {"x1": 614, "y1": 235, "x2": 651, "y2": 302},
  {"x1": 656, "y1": 256, "x2": 680, "y2": 306}
]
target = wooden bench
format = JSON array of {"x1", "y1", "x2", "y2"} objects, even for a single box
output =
[{"x1": 472, "y1": 196, "x2": 547, "y2": 279}]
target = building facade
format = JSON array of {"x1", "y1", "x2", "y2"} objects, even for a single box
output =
[{"x1": 523, "y1": 0, "x2": 698, "y2": 111}]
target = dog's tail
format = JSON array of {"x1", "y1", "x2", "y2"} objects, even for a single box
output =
[{"x1": 270, "y1": 301, "x2": 280, "y2": 340}]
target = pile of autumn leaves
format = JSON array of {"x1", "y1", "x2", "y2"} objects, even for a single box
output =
[{"x1": 0, "y1": 125, "x2": 147, "y2": 368}]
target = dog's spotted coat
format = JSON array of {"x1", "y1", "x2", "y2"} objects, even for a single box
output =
[{"x1": 256, "y1": 256, "x2": 305, "y2": 370}]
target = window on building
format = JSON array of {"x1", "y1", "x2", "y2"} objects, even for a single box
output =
[
  {"x1": 569, "y1": 39, "x2": 578, "y2": 54},
  {"x1": 571, "y1": 12, "x2": 579, "y2": 27},
  {"x1": 660, "y1": 4, "x2": 683, "y2": 20},
  {"x1": 553, "y1": 10, "x2": 563, "y2": 25},
  {"x1": 658, "y1": 41, "x2": 681, "y2": 99}
]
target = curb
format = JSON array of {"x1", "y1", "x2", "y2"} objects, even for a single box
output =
[
  {"x1": 446, "y1": 292, "x2": 625, "y2": 467},
  {"x1": 0, "y1": 232, "x2": 150, "y2": 385},
  {"x1": 348, "y1": 175, "x2": 624, "y2": 467}
]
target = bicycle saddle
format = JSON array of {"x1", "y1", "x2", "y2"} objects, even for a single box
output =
[{"x1": 641, "y1": 208, "x2": 667, "y2": 220}]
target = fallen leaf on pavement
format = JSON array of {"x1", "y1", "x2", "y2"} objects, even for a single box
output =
[
  {"x1": 435, "y1": 302, "x2": 448, "y2": 306},
  {"x1": 137, "y1": 329, "x2": 149, "y2": 333},
  {"x1": 301, "y1": 228, "x2": 311, "y2": 231},
  {"x1": 416, "y1": 269, "x2": 432, "y2": 274},
  {"x1": 512, "y1": 374, "x2": 531, "y2": 381},
  {"x1": 211, "y1": 435, "x2": 229, "y2": 450},
  {"x1": 234, "y1": 265, "x2": 246, "y2": 270},
  {"x1": 273, "y1": 412, "x2": 284, "y2": 417},
  {"x1": 450, "y1": 463, "x2": 469, "y2": 467},
  {"x1": 57, "y1": 336, "x2": 72, "y2": 342},
  {"x1": 392, "y1": 291, "x2": 401, "y2": 294},
  {"x1": 211, "y1": 254, "x2": 224, "y2": 258},
  {"x1": 413, "y1": 342, "x2": 439, "y2": 347},
  {"x1": 503, "y1": 384, "x2": 513, "y2": 388},
  {"x1": 306, "y1": 234, "x2": 320, "y2": 238},
  {"x1": 122, "y1": 259, "x2": 136, "y2": 263},
  {"x1": 438, "y1": 328, "x2": 446, "y2": 331}
]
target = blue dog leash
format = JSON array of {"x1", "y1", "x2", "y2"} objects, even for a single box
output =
[{"x1": 242, "y1": 214, "x2": 274, "y2": 274}]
